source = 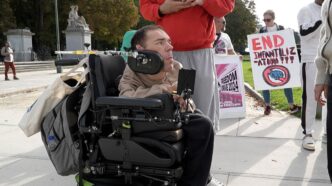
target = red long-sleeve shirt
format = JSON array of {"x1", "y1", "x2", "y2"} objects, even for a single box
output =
[{"x1": 140, "y1": 0, "x2": 235, "y2": 51}]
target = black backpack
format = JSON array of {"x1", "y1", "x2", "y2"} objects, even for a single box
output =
[{"x1": 40, "y1": 86, "x2": 84, "y2": 176}]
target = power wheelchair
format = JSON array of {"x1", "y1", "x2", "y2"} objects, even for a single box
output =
[{"x1": 77, "y1": 52, "x2": 191, "y2": 186}]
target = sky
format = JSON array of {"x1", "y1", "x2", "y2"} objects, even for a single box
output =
[{"x1": 254, "y1": 0, "x2": 314, "y2": 31}]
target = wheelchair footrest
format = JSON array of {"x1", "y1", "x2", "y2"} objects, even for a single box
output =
[{"x1": 83, "y1": 163, "x2": 183, "y2": 182}]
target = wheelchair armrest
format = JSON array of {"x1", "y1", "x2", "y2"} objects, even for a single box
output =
[{"x1": 95, "y1": 96, "x2": 163, "y2": 109}]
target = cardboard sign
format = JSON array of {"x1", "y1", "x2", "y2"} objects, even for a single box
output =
[
  {"x1": 215, "y1": 55, "x2": 246, "y2": 119},
  {"x1": 247, "y1": 29, "x2": 301, "y2": 90}
]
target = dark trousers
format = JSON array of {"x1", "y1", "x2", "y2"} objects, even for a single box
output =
[
  {"x1": 4, "y1": 62, "x2": 16, "y2": 78},
  {"x1": 327, "y1": 75, "x2": 332, "y2": 182},
  {"x1": 179, "y1": 112, "x2": 214, "y2": 186}
]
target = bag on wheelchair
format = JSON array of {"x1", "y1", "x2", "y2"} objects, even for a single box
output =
[{"x1": 40, "y1": 85, "x2": 84, "y2": 176}]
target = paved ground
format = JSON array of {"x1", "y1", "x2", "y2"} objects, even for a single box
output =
[{"x1": 0, "y1": 70, "x2": 330, "y2": 186}]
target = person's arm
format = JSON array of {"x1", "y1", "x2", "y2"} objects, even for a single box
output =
[
  {"x1": 314, "y1": 52, "x2": 328, "y2": 106},
  {"x1": 315, "y1": 7, "x2": 329, "y2": 87},
  {"x1": 139, "y1": 0, "x2": 162, "y2": 22},
  {"x1": 139, "y1": 0, "x2": 193, "y2": 22},
  {"x1": 314, "y1": 8, "x2": 329, "y2": 106},
  {"x1": 297, "y1": 7, "x2": 322, "y2": 40},
  {"x1": 196, "y1": 0, "x2": 235, "y2": 17}
]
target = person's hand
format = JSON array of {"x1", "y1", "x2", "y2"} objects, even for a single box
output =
[
  {"x1": 166, "y1": 82, "x2": 177, "y2": 94},
  {"x1": 159, "y1": 0, "x2": 194, "y2": 15},
  {"x1": 173, "y1": 94, "x2": 187, "y2": 109},
  {"x1": 314, "y1": 84, "x2": 328, "y2": 106},
  {"x1": 190, "y1": 0, "x2": 205, "y2": 6}
]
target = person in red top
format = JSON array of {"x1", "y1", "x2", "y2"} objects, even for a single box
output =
[{"x1": 140, "y1": 0, "x2": 235, "y2": 131}]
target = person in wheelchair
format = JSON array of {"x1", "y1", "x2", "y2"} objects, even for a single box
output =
[{"x1": 118, "y1": 25, "x2": 222, "y2": 186}]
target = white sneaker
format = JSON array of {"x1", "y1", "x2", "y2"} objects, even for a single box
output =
[
  {"x1": 322, "y1": 133, "x2": 327, "y2": 144},
  {"x1": 302, "y1": 135, "x2": 315, "y2": 151},
  {"x1": 207, "y1": 177, "x2": 224, "y2": 186}
]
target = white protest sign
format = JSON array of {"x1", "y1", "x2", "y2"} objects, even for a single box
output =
[
  {"x1": 247, "y1": 29, "x2": 301, "y2": 90},
  {"x1": 215, "y1": 55, "x2": 246, "y2": 119}
]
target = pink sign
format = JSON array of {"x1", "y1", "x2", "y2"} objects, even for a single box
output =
[
  {"x1": 214, "y1": 55, "x2": 246, "y2": 119},
  {"x1": 216, "y1": 64, "x2": 243, "y2": 108}
]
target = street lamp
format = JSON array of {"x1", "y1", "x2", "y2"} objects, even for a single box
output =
[{"x1": 54, "y1": 0, "x2": 62, "y2": 73}]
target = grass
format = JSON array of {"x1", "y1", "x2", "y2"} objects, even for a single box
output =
[{"x1": 241, "y1": 55, "x2": 302, "y2": 116}]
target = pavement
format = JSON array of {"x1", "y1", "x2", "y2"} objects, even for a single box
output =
[{"x1": 0, "y1": 69, "x2": 330, "y2": 186}]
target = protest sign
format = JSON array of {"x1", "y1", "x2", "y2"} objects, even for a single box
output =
[
  {"x1": 215, "y1": 55, "x2": 246, "y2": 119},
  {"x1": 247, "y1": 29, "x2": 301, "y2": 90}
]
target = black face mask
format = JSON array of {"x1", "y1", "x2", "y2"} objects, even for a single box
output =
[{"x1": 128, "y1": 50, "x2": 164, "y2": 75}]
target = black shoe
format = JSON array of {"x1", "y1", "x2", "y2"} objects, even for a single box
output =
[
  {"x1": 5, "y1": 77, "x2": 9, "y2": 81},
  {"x1": 13, "y1": 77, "x2": 19, "y2": 80},
  {"x1": 264, "y1": 106, "x2": 271, "y2": 115}
]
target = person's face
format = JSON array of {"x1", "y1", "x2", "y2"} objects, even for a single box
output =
[
  {"x1": 137, "y1": 29, "x2": 174, "y2": 73},
  {"x1": 5, "y1": 42, "x2": 10, "y2": 47},
  {"x1": 263, "y1": 14, "x2": 274, "y2": 27},
  {"x1": 214, "y1": 17, "x2": 226, "y2": 32}
]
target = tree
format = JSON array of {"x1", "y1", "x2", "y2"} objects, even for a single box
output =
[
  {"x1": 0, "y1": 0, "x2": 16, "y2": 44},
  {"x1": 225, "y1": 0, "x2": 257, "y2": 53},
  {"x1": 133, "y1": 0, "x2": 153, "y2": 29},
  {"x1": 9, "y1": 0, "x2": 62, "y2": 59},
  {"x1": 76, "y1": 0, "x2": 139, "y2": 49},
  {"x1": 7, "y1": 0, "x2": 139, "y2": 57}
]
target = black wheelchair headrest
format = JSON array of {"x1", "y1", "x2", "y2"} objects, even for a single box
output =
[
  {"x1": 128, "y1": 50, "x2": 164, "y2": 75},
  {"x1": 88, "y1": 54, "x2": 126, "y2": 97}
]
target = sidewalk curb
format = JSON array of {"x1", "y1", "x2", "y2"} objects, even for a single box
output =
[
  {"x1": 0, "y1": 86, "x2": 47, "y2": 98},
  {"x1": 244, "y1": 82, "x2": 264, "y2": 104}
]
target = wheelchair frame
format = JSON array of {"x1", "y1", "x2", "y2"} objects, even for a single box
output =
[{"x1": 77, "y1": 54, "x2": 185, "y2": 186}]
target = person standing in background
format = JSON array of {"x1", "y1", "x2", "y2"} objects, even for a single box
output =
[
  {"x1": 1, "y1": 41, "x2": 18, "y2": 81},
  {"x1": 259, "y1": 9, "x2": 300, "y2": 116},
  {"x1": 297, "y1": 0, "x2": 324, "y2": 151},
  {"x1": 214, "y1": 16, "x2": 236, "y2": 55},
  {"x1": 314, "y1": 0, "x2": 332, "y2": 181},
  {"x1": 139, "y1": 0, "x2": 235, "y2": 131}
]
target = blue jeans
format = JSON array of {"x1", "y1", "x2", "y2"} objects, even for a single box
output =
[{"x1": 262, "y1": 88, "x2": 294, "y2": 105}]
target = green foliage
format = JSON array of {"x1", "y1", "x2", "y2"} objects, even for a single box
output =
[
  {"x1": 76, "y1": 0, "x2": 139, "y2": 47},
  {"x1": 6, "y1": 0, "x2": 139, "y2": 56},
  {"x1": 1, "y1": 0, "x2": 258, "y2": 57},
  {"x1": 226, "y1": 0, "x2": 257, "y2": 53},
  {"x1": 0, "y1": 0, "x2": 16, "y2": 44},
  {"x1": 133, "y1": 0, "x2": 153, "y2": 29},
  {"x1": 9, "y1": 0, "x2": 65, "y2": 59},
  {"x1": 242, "y1": 59, "x2": 254, "y2": 87}
]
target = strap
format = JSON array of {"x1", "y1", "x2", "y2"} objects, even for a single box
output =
[
  {"x1": 61, "y1": 58, "x2": 90, "y2": 88},
  {"x1": 63, "y1": 57, "x2": 88, "y2": 77}
]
